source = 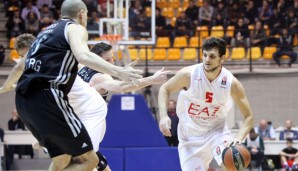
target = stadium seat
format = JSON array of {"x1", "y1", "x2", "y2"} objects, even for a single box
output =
[
  {"x1": 248, "y1": 24, "x2": 254, "y2": 31},
  {"x1": 167, "y1": 48, "x2": 181, "y2": 60},
  {"x1": 10, "y1": 49, "x2": 20, "y2": 61},
  {"x1": 156, "y1": 37, "x2": 170, "y2": 48},
  {"x1": 183, "y1": 48, "x2": 197, "y2": 60},
  {"x1": 210, "y1": 26, "x2": 224, "y2": 38},
  {"x1": 153, "y1": 48, "x2": 167, "y2": 60},
  {"x1": 128, "y1": 49, "x2": 138, "y2": 61},
  {"x1": 189, "y1": 37, "x2": 199, "y2": 48},
  {"x1": 183, "y1": 0, "x2": 189, "y2": 8},
  {"x1": 230, "y1": 47, "x2": 246, "y2": 60},
  {"x1": 196, "y1": 26, "x2": 209, "y2": 38},
  {"x1": 197, "y1": 0, "x2": 203, "y2": 7},
  {"x1": 168, "y1": 0, "x2": 180, "y2": 9},
  {"x1": 246, "y1": 47, "x2": 261, "y2": 60},
  {"x1": 171, "y1": 17, "x2": 176, "y2": 27},
  {"x1": 226, "y1": 25, "x2": 234, "y2": 38},
  {"x1": 157, "y1": 0, "x2": 168, "y2": 8},
  {"x1": 139, "y1": 48, "x2": 153, "y2": 60},
  {"x1": 9, "y1": 37, "x2": 16, "y2": 49},
  {"x1": 263, "y1": 47, "x2": 277, "y2": 59},
  {"x1": 173, "y1": 36, "x2": 188, "y2": 48},
  {"x1": 162, "y1": 7, "x2": 174, "y2": 18},
  {"x1": 145, "y1": 7, "x2": 151, "y2": 17},
  {"x1": 293, "y1": 34, "x2": 298, "y2": 46},
  {"x1": 176, "y1": 7, "x2": 184, "y2": 17},
  {"x1": 264, "y1": 25, "x2": 270, "y2": 36}
]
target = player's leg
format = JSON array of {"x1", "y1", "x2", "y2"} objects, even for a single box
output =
[
  {"x1": 64, "y1": 150, "x2": 98, "y2": 171},
  {"x1": 49, "y1": 154, "x2": 72, "y2": 171}
]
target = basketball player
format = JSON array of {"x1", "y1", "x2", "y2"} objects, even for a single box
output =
[
  {"x1": 0, "y1": 36, "x2": 170, "y2": 171},
  {"x1": 7, "y1": 0, "x2": 142, "y2": 170},
  {"x1": 158, "y1": 37, "x2": 254, "y2": 170}
]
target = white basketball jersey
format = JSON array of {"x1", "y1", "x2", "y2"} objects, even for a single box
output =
[{"x1": 177, "y1": 63, "x2": 234, "y2": 134}]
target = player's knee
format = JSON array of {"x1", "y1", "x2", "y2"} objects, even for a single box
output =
[{"x1": 52, "y1": 154, "x2": 72, "y2": 169}]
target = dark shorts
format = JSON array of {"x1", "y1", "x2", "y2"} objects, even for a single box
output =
[{"x1": 15, "y1": 88, "x2": 93, "y2": 158}]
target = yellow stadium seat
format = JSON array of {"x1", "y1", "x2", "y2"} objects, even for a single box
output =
[
  {"x1": 157, "y1": 0, "x2": 168, "y2": 8},
  {"x1": 128, "y1": 49, "x2": 138, "y2": 61},
  {"x1": 145, "y1": 7, "x2": 151, "y2": 17},
  {"x1": 171, "y1": 17, "x2": 176, "y2": 27},
  {"x1": 248, "y1": 25, "x2": 254, "y2": 31},
  {"x1": 198, "y1": 0, "x2": 203, "y2": 7},
  {"x1": 294, "y1": 34, "x2": 298, "y2": 46},
  {"x1": 210, "y1": 26, "x2": 224, "y2": 38},
  {"x1": 162, "y1": 7, "x2": 174, "y2": 18},
  {"x1": 263, "y1": 47, "x2": 277, "y2": 59},
  {"x1": 264, "y1": 24, "x2": 270, "y2": 37},
  {"x1": 183, "y1": 0, "x2": 189, "y2": 8},
  {"x1": 176, "y1": 7, "x2": 185, "y2": 17},
  {"x1": 230, "y1": 47, "x2": 246, "y2": 60},
  {"x1": 226, "y1": 25, "x2": 234, "y2": 38},
  {"x1": 183, "y1": 48, "x2": 197, "y2": 60},
  {"x1": 189, "y1": 37, "x2": 199, "y2": 48},
  {"x1": 139, "y1": 48, "x2": 153, "y2": 60},
  {"x1": 246, "y1": 47, "x2": 261, "y2": 60},
  {"x1": 10, "y1": 49, "x2": 20, "y2": 61},
  {"x1": 153, "y1": 48, "x2": 167, "y2": 60},
  {"x1": 167, "y1": 48, "x2": 181, "y2": 60},
  {"x1": 9, "y1": 37, "x2": 16, "y2": 49},
  {"x1": 173, "y1": 36, "x2": 188, "y2": 48},
  {"x1": 156, "y1": 37, "x2": 170, "y2": 48},
  {"x1": 196, "y1": 26, "x2": 209, "y2": 38},
  {"x1": 168, "y1": 0, "x2": 180, "y2": 8}
]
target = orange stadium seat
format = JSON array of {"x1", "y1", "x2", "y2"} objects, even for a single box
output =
[
  {"x1": 226, "y1": 25, "x2": 235, "y2": 38},
  {"x1": 145, "y1": 7, "x2": 151, "y2": 17},
  {"x1": 189, "y1": 37, "x2": 199, "y2": 48},
  {"x1": 177, "y1": 7, "x2": 186, "y2": 17},
  {"x1": 157, "y1": 0, "x2": 168, "y2": 8},
  {"x1": 156, "y1": 37, "x2": 170, "y2": 48},
  {"x1": 139, "y1": 48, "x2": 153, "y2": 60},
  {"x1": 173, "y1": 36, "x2": 188, "y2": 48},
  {"x1": 183, "y1": 0, "x2": 189, "y2": 8},
  {"x1": 9, "y1": 37, "x2": 16, "y2": 49},
  {"x1": 196, "y1": 26, "x2": 209, "y2": 38},
  {"x1": 168, "y1": 0, "x2": 180, "y2": 9},
  {"x1": 171, "y1": 17, "x2": 176, "y2": 27},
  {"x1": 167, "y1": 48, "x2": 181, "y2": 60},
  {"x1": 230, "y1": 47, "x2": 246, "y2": 60},
  {"x1": 10, "y1": 49, "x2": 20, "y2": 61},
  {"x1": 263, "y1": 47, "x2": 277, "y2": 59},
  {"x1": 210, "y1": 26, "x2": 224, "y2": 38},
  {"x1": 162, "y1": 7, "x2": 174, "y2": 18},
  {"x1": 198, "y1": 0, "x2": 203, "y2": 7},
  {"x1": 183, "y1": 48, "x2": 197, "y2": 60},
  {"x1": 128, "y1": 49, "x2": 138, "y2": 61},
  {"x1": 153, "y1": 48, "x2": 167, "y2": 60},
  {"x1": 246, "y1": 47, "x2": 261, "y2": 60}
]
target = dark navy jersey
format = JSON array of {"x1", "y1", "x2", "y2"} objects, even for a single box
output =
[
  {"x1": 78, "y1": 66, "x2": 108, "y2": 100},
  {"x1": 16, "y1": 19, "x2": 78, "y2": 95}
]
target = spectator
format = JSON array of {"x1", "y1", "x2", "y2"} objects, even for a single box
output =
[
  {"x1": 258, "y1": 0, "x2": 273, "y2": 24},
  {"x1": 276, "y1": 0, "x2": 288, "y2": 17},
  {"x1": 228, "y1": 2, "x2": 241, "y2": 26},
  {"x1": 273, "y1": 28, "x2": 297, "y2": 67},
  {"x1": 37, "y1": 0, "x2": 52, "y2": 10},
  {"x1": 254, "y1": 119, "x2": 276, "y2": 140},
  {"x1": 40, "y1": 4, "x2": 54, "y2": 23},
  {"x1": 24, "y1": 12, "x2": 40, "y2": 36},
  {"x1": 280, "y1": 138, "x2": 298, "y2": 170},
  {"x1": 5, "y1": 0, "x2": 21, "y2": 18},
  {"x1": 198, "y1": 0, "x2": 214, "y2": 27},
  {"x1": 250, "y1": 20, "x2": 267, "y2": 53},
  {"x1": 244, "y1": 0, "x2": 259, "y2": 25},
  {"x1": 185, "y1": 0, "x2": 199, "y2": 28},
  {"x1": 267, "y1": 8, "x2": 283, "y2": 36},
  {"x1": 5, "y1": 9, "x2": 25, "y2": 39},
  {"x1": 283, "y1": 9, "x2": 298, "y2": 35},
  {"x1": 0, "y1": 44, "x2": 5, "y2": 66},
  {"x1": 130, "y1": 9, "x2": 151, "y2": 39},
  {"x1": 280, "y1": 120, "x2": 298, "y2": 140},
  {"x1": 230, "y1": 18, "x2": 250, "y2": 48},
  {"x1": 244, "y1": 128, "x2": 265, "y2": 170},
  {"x1": 21, "y1": 0, "x2": 41, "y2": 20},
  {"x1": 171, "y1": 11, "x2": 193, "y2": 44},
  {"x1": 155, "y1": 8, "x2": 167, "y2": 37},
  {"x1": 164, "y1": 100, "x2": 179, "y2": 147},
  {"x1": 212, "y1": 0, "x2": 228, "y2": 28}
]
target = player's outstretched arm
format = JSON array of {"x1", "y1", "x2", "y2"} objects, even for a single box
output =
[
  {"x1": 0, "y1": 57, "x2": 26, "y2": 93},
  {"x1": 230, "y1": 77, "x2": 254, "y2": 144},
  {"x1": 67, "y1": 24, "x2": 143, "y2": 81},
  {"x1": 90, "y1": 67, "x2": 171, "y2": 93},
  {"x1": 158, "y1": 66, "x2": 192, "y2": 137}
]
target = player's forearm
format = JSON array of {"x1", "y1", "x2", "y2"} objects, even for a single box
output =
[
  {"x1": 235, "y1": 115, "x2": 253, "y2": 141},
  {"x1": 119, "y1": 76, "x2": 155, "y2": 92},
  {"x1": 77, "y1": 51, "x2": 121, "y2": 77},
  {"x1": 158, "y1": 85, "x2": 170, "y2": 118},
  {"x1": 2, "y1": 59, "x2": 25, "y2": 90}
]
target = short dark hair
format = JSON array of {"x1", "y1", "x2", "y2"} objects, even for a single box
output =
[
  {"x1": 90, "y1": 42, "x2": 113, "y2": 56},
  {"x1": 202, "y1": 37, "x2": 226, "y2": 57},
  {"x1": 286, "y1": 138, "x2": 293, "y2": 143},
  {"x1": 15, "y1": 33, "x2": 35, "y2": 51}
]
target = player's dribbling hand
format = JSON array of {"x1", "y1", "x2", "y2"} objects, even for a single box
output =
[
  {"x1": 152, "y1": 67, "x2": 171, "y2": 84},
  {"x1": 224, "y1": 138, "x2": 242, "y2": 147},
  {"x1": 159, "y1": 116, "x2": 172, "y2": 137},
  {"x1": 118, "y1": 58, "x2": 143, "y2": 83}
]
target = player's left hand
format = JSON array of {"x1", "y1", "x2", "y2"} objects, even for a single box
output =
[
  {"x1": 152, "y1": 67, "x2": 171, "y2": 84},
  {"x1": 224, "y1": 138, "x2": 242, "y2": 147},
  {"x1": 159, "y1": 115, "x2": 172, "y2": 137}
]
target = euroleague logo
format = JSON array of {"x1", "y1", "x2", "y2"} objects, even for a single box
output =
[
  {"x1": 216, "y1": 146, "x2": 221, "y2": 156},
  {"x1": 220, "y1": 76, "x2": 227, "y2": 88}
]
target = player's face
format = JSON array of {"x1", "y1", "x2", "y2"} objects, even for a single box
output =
[
  {"x1": 102, "y1": 49, "x2": 114, "y2": 64},
  {"x1": 17, "y1": 47, "x2": 29, "y2": 58},
  {"x1": 202, "y1": 48, "x2": 224, "y2": 73},
  {"x1": 79, "y1": 9, "x2": 88, "y2": 27}
]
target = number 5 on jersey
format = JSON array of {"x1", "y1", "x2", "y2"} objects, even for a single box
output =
[{"x1": 205, "y1": 92, "x2": 213, "y2": 103}]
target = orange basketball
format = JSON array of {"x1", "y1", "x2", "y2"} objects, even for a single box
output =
[{"x1": 222, "y1": 144, "x2": 251, "y2": 171}]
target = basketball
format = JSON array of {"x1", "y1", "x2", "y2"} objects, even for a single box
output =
[{"x1": 222, "y1": 144, "x2": 251, "y2": 171}]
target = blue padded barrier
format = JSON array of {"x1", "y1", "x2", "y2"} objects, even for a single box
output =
[{"x1": 100, "y1": 148, "x2": 124, "y2": 171}]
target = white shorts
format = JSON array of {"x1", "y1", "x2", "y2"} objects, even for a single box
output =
[
  {"x1": 78, "y1": 106, "x2": 107, "y2": 152},
  {"x1": 178, "y1": 123, "x2": 232, "y2": 171}
]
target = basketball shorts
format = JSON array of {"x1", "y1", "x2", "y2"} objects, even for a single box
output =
[
  {"x1": 15, "y1": 89, "x2": 93, "y2": 158},
  {"x1": 177, "y1": 123, "x2": 232, "y2": 170}
]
